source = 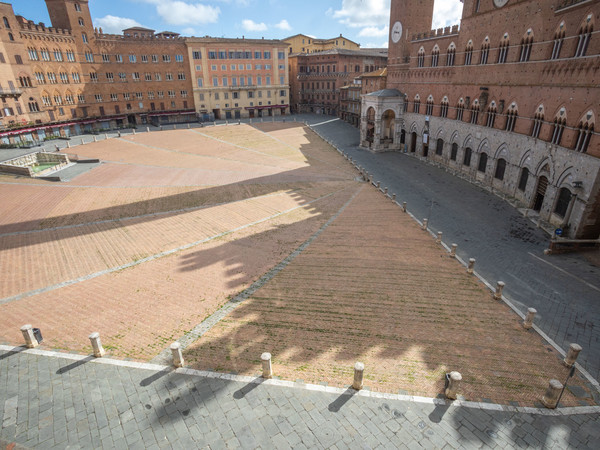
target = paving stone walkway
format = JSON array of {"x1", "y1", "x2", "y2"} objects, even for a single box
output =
[{"x1": 1, "y1": 348, "x2": 599, "y2": 449}]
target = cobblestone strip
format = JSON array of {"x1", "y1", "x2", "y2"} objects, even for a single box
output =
[
  {"x1": 0, "y1": 188, "x2": 346, "y2": 306},
  {"x1": 2, "y1": 345, "x2": 598, "y2": 418},
  {"x1": 151, "y1": 185, "x2": 364, "y2": 365}
]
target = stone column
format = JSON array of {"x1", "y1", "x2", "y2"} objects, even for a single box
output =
[
  {"x1": 541, "y1": 379, "x2": 563, "y2": 409},
  {"x1": 20, "y1": 324, "x2": 38, "y2": 348},
  {"x1": 170, "y1": 342, "x2": 184, "y2": 367},
  {"x1": 467, "y1": 258, "x2": 476, "y2": 274},
  {"x1": 563, "y1": 343, "x2": 582, "y2": 368},
  {"x1": 352, "y1": 362, "x2": 364, "y2": 390},
  {"x1": 450, "y1": 244, "x2": 458, "y2": 258},
  {"x1": 493, "y1": 281, "x2": 505, "y2": 300},
  {"x1": 445, "y1": 371, "x2": 462, "y2": 400},
  {"x1": 523, "y1": 308, "x2": 537, "y2": 329},
  {"x1": 88, "y1": 332, "x2": 105, "y2": 358},
  {"x1": 261, "y1": 352, "x2": 272, "y2": 379}
]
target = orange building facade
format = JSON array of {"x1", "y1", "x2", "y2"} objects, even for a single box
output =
[{"x1": 362, "y1": 0, "x2": 600, "y2": 239}]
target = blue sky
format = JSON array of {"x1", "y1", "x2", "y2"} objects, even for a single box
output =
[{"x1": 12, "y1": 0, "x2": 463, "y2": 48}]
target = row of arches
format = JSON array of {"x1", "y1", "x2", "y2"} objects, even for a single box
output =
[
  {"x1": 405, "y1": 93, "x2": 595, "y2": 154},
  {"x1": 403, "y1": 125, "x2": 582, "y2": 222},
  {"x1": 415, "y1": 13, "x2": 594, "y2": 67}
]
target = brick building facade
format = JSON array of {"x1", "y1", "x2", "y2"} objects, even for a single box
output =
[
  {"x1": 362, "y1": 0, "x2": 600, "y2": 239},
  {"x1": 0, "y1": 0, "x2": 289, "y2": 142},
  {"x1": 284, "y1": 33, "x2": 360, "y2": 54},
  {"x1": 289, "y1": 48, "x2": 387, "y2": 115}
]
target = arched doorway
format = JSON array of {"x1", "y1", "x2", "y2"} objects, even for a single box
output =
[
  {"x1": 410, "y1": 132, "x2": 417, "y2": 152},
  {"x1": 436, "y1": 138, "x2": 444, "y2": 156},
  {"x1": 366, "y1": 107, "x2": 375, "y2": 143},
  {"x1": 532, "y1": 176, "x2": 548, "y2": 211},
  {"x1": 400, "y1": 129, "x2": 406, "y2": 144},
  {"x1": 382, "y1": 109, "x2": 395, "y2": 142}
]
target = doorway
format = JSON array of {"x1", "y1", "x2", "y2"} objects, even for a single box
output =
[{"x1": 532, "y1": 176, "x2": 548, "y2": 211}]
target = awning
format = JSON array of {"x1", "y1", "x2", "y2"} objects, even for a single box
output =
[{"x1": 148, "y1": 110, "x2": 195, "y2": 117}]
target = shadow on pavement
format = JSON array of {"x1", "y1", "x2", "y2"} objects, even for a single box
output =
[
  {"x1": 0, "y1": 346, "x2": 27, "y2": 360},
  {"x1": 56, "y1": 355, "x2": 95, "y2": 374},
  {"x1": 140, "y1": 368, "x2": 173, "y2": 387},
  {"x1": 233, "y1": 377, "x2": 265, "y2": 399},
  {"x1": 328, "y1": 388, "x2": 357, "y2": 412}
]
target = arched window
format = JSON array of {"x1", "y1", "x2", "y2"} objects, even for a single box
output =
[
  {"x1": 463, "y1": 147, "x2": 472, "y2": 166},
  {"x1": 480, "y1": 37, "x2": 490, "y2": 64},
  {"x1": 82, "y1": 32, "x2": 88, "y2": 44},
  {"x1": 575, "y1": 14, "x2": 593, "y2": 57},
  {"x1": 451, "y1": 143, "x2": 458, "y2": 161},
  {"x1": 520, "y1": 29, "x2": 534, "y2": 62},
  {"x1": 78, "y1": 18, "x2": 84, "y2": 26},
  {"x1": 426, "y1": 95, "x2": 434, "y2": 115},
  {"x1": 551, "y1": 22, "x2": 565, "y2": 60},
  {"x1": 505, "y1": 102, "x2": 518, "y2": 132},
  {"x1": 436, "y1": 138, "x2": 444, "y2": 155},
  {"x1": 495, "y1": 159, "x2": 507, "y2": 180},
  {"x1": 531, "y1": 105, "x2": 544, "y2": 138},
  {"x1": 574, "y1": 110, "x2": 594, "y2": 153},
  {"x1": 518, "y1": 168, "x2": 529, "y2": 191},
  {"x1": 403, "y1": 94, "x2": 408, "y2": 112},
  {"x1": 497, "y1": 33, "x2": 509, "y2": 63},
  {"x1": 8, "y1": 32, "x2": 14, "y2": 41},
  {"x1": 465, "y1": 40, "x2": 473, "y2": 65},
  {"x1": 3, "y1": 17, "x2": 10, "y2": 28},
  {"x1": 478, "y1": 152, "x2": 488, "y2": 172},
  {"x1": 74, "y1": 3, "x2": 82, "y2": 12},
  {"x1": 470, "y1": 100, "x2": 479, "y2": 124},
  {"x1": 414, "y1": 94, "x2": 421, "y2": 113},
  {"x1": 456, "y1": 98, "x2": 465, "y2": 121},
  {"x1": 431, "y1": 45, "x2": 439, "y2": 67},
  {"x1": 446, "y1": 43, "x2": 456, "y2": 66},
  {"x1": 551, "y1": 108, "x2": 567, "y2": 145},
  {"x1": 554, "y1": 187, "x2": 572, "y2": 218},
  {"x1": 417, "y1": 47, "x2": 425, "y2": 68},
  {"x1": 485, "y1": 101, "x2": 497, "y2": 128},
  {"x1": 440, "y1": 96, "x2": 449, "y2": 118}
]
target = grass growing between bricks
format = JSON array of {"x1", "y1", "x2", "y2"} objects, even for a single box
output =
[{"x1": 184, "y1": 183, "x2": 596, "y2": 407}]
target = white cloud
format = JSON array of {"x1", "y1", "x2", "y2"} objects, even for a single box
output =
[
  {"x1": 358, "y1": 25, "x2": 388, "y2": 38},
  {"x1": 275, "y1": 19, "x2": 291, "y2": 31},
  {"x1": 94, "y1": 15, "x2": 143, "y2": 34},
  {"x1": 432, "y1": 0, "x2": 463, "y2": 28},
  {"x1": 182, "y1": 27, "x2": 198, "y2": 36},
  {"x1": 332, "y1": 0, "x2": 390, "y2": 28},
  {"x1": 139, "y1": 1, "x2": 220, "y2": 26},
  {"x1": 362, "y1": 41, "x2": 388, "y2": 49},
  {"x1": 242, "y1": 19, "x2": 267, "y2": 31}
]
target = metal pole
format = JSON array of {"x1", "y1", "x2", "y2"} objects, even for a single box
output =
[{"x1": 556, "y1": 365, "x2": 576, "y2": 407}]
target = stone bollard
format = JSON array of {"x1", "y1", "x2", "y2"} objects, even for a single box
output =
[
  {"x1": 250, "y1": 119, "x2": 252, "y2": 124},
  {"x1": 104, "y1": 134, "x2": 108, "y2": 140},
  {"x1": 118, "y1": 131, "x2": 121, "y2": 137},
  {"x1": 522, "y1": 308, "x2": 537, "y2": 329},
  {"x1": 226, "y1": 120, "x2": 229, "y2": 125},
  {"x1": 352, "y1": 362, "x2": 364, "y2": 390},
  {"x1": 467, "y1": 258, "x2": 476, "y2": 274},
  {"x1": 541, "y1": 379, "x2": 563, "y2": 409},
  {"x1": 66, "y1": 141, "x2": 71, "y2": 148},
  {"x1": 563, "y1": 343, "x2": 582, "y2": 368},
  {"x1": 81, "y1": 138, "x2": 85, "y2": 145},
  {"x1": 173, "y1": 125, "x2": 176, "y2": 130},
  {"x1": 445, "y1": 371, "x2": 462, "y2": 400},
  {"x1": 170, "y1": 342, "x2": 184, "y2": 368},
  {"x1": 392, "y1": 194, "x2": 396, "y2": 201},
  {"x1": 261, "y1": 352, "x2": 272, "y2": 379},
  {"x1": 422, "y1": 219, "x2": 428, "y2": 230},
  {"x1": 493, "y1": 281, "x2": 505, "y2": 300},
  {"x1": 187, "y1": 123, "x2": 191, "y2": 129},
  {"x1": 450, "y1": 243, "x2": 458, "y2": 258},
  {"x1": 435, "y1": 231, "x2": 442, "y2": 243},
  {"x1": 20, "y1": 324, "x2": 38, "y2": 348},
  {"x1": 93, "y1": 136, "x2": 97, "y2": 142},
  {"x1": 146, "y1": 127, "x2": 150, "y2": 132},
  {"x1": 402, "y1": 202, "x2": 407, "y2": 212},
  {"x1": 88, "y1": 332, "x2": 105, "y2": 357},
  {"x1": 384, "y1": 187, "x2": 388, "y2": 195},
  {"x1": 377, "y1": 181, "x2": 381, "y2": 189},
  {"x1": 55, "y1": 145, "x2": 60, "y2": 151},
  {"x1": 160, "y1": 126, "x2": 163, "y2": 131},
  {"x1": 132, "y1": 129, "x2": 136, "y2": 135}
]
